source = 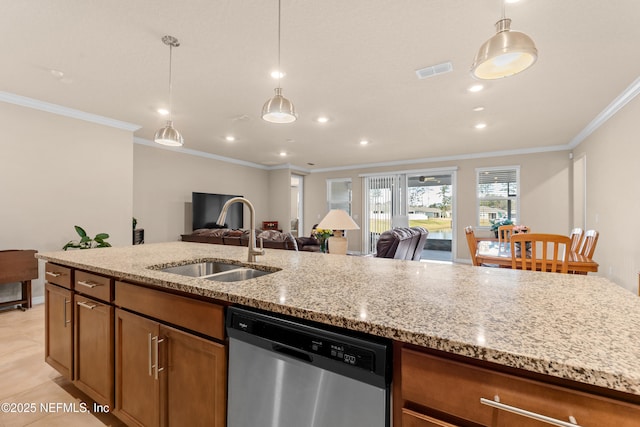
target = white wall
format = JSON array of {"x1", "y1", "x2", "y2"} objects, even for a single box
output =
[
  {"x1": 0, "y1": 102, "x2": 133, "y2": 303},
  {"x1": 132, "y1": 144, "x2": 271, "y2": 243},
  {"x1": 573, "y1": 95, "x2": 640, "y2": 293}
]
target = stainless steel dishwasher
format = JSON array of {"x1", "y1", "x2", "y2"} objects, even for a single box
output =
[{"x1": 226, "y1": 306, "x2": 391, "y2": 427}]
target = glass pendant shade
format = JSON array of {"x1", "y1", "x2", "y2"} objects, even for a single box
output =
[
  {"x1": 154, "y1": 120, "x2": 184, "y2": 146},
  {"x1": 471, "y1": 18, "x2": 537, "y2": 80},
  {"x1": 262, "y1": 87, "x2": 297, "y2": 123}
]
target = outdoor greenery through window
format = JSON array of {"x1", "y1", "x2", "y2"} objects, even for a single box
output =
[{"x1": 476, "y1": 167, "x2": 520, "y2": 227}]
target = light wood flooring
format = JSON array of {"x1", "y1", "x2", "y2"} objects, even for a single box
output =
[{"x1": 0, "y1": 304, "x2": 124, "y2": 427}]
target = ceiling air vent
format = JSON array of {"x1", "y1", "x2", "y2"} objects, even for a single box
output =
[{"x1": 415, "y1": 61, "x2": 453, "y2": 80}]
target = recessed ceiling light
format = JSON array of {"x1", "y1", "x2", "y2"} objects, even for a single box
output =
[
  {"x1": 468, "y1": 84, "x2": 484, "y2": 93},
  {"x1": 473, "y1": 106, "x2": 485, "y2": 112},
  {"x1": 157, "y1": 108, "x2": 169, "y2": 116},
  {"x1": 316, "y1": 116, "x2": 329, "y2": 123},
  {"x1": 360, "y1": 140, "x2": 369, "y2": 145},
  {"x1": 474, "y1": 123, "x2": 487, "y2": 129},
  {"x1": 225, "y1": 135, "x2": 236, "y2": 142},
  {"x1": 279, "y1": 151, "x2": 287, "y2": 157},
  {"x1": 270, "y1": 70, "x2": 286, "y2": 79}
]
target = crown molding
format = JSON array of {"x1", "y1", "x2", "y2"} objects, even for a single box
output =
[
  {"x1": 0, "y1": 91, "x2": 141, "y2": 132},
  {"x1": 134, "y1": 137, "x2": 271, "y2": 170},
  {"x1": 308, "y1": 144, "x2": 569, "y2": 174},
  {"x1": 569, "y1": 76, "x2": 640, "y2": 148}
]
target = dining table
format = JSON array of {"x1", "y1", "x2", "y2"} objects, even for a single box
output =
[{"x1": 475, "y1": 239, "x2": 599, "y2": 274}]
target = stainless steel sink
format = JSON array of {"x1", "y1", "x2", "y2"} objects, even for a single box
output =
[
  {"x1": 204, "y1": 268, "x2": 272, "y2": 282},
  {"x1": 160, "y1": 261, "x2": 239, "y2": 277},
  {"x1": 155, "y1": 260, "x2": 277, "y2": 282}
]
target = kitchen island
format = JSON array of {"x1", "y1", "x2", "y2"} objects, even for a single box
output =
[{"x1": 37, "y1": 241, "x2": 640, "y2": 426}]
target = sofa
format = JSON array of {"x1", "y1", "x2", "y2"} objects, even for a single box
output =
[
  {"x1": 181, "y1": 228, "x2": 298, "y2": 251},
  {"x1": 375, "y1": 227, "x2": 429, "y2": 260}
]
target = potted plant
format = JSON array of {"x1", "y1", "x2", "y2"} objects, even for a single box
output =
[
  {"x1": 62, "y1": 226, "x2": 111, "y2": 250},
  {"x1": 489, "y1": 217, "x2": 513, "y2": 238}
]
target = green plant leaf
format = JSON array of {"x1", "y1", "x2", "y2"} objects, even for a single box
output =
[
  {"x1": 74, "y1": 226, "x2": 87, "y2": 238},
  {"x1": 80, "y1": 236, "x2": 91, "y2": 243},
  {"x1": 95, "y1": 233, "x2": 110, "y2": 240}
]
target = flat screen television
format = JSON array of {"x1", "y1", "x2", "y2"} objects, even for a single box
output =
[{"x1": 192, "y1": 192, "x2": 244, "y2": 230}]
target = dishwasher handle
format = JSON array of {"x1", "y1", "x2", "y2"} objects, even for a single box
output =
[{"x1": 272, "y1": 344, "x2": 313, "y2": 363}]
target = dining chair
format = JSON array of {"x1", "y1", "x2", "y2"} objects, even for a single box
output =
[
  {"x1": 465, "y1": 226, "x2": 481, "y2": 266},
  {"x1": 579, "y1": 230, "x2": 599, "y2": 258},
  {"x1": 510, "y1": 233, "x2": 572, "y2": 274},
  {"x1": 497, "y1": 225, "x2": 514, "y2": 247},
  {"x1": 569, "y1": 228, "x2": 583, "y2": 252}
]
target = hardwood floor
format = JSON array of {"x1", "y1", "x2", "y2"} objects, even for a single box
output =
[{"x1": 0, "y1": 304, "x2": 125, "y2": 427}]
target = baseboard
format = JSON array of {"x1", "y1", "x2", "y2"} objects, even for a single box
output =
[{"x1": 32, "y1": 296, "x2": 44, "y2": 305}]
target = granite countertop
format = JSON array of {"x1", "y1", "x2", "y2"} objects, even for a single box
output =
[{"x1": 37, "y1": 241, "x2": 640, "y2": 397}]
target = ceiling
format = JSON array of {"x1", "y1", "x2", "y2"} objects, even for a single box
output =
[{"x1": 4, "y1": 0, "x2": 640, "y2": 171}]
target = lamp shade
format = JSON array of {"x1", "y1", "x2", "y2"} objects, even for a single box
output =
[
  {"x1": 471, "y1": 18, "x2": 537, "y2": 80},
  {"x1": 317, "y1": 209, "x2": 360, "y2": 231},
  {"x1": 262, "y1": 87, "x2": 297, "y2": 123},
  {"x1": 154, "y1": 120, "x2": 184, "y2": 147}
]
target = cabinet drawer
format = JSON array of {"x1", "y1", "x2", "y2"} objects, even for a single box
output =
[
  {"x1": 401, "y1": 348, "x2": 640, "y2": 427},
  {"x1": 402, "y1": 408, "x2": 458, "y2": 427},
  {"x1": 45, "y1": 263, "x2": 73, "y2": 289},
  {"x1": 115, "y1": 281, "x2": 225, "y2": 340},
  {"x1": 75, "y1": 271, "x2": 113, "y2": 302}
]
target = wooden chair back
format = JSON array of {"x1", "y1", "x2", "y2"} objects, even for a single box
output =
[
  {"x1": 569, "y1": 228, "x2": 583, "y2": 252},
  {"x1": 510, "y1": 233, "x2": 572, "y2": 274},
  {"x1": 497, "y1": 225, "x2": 514, "y2": 247},
  {"x1": 464, "y1": 226, "x2": 480, "y2": 266},
  {"x1": 579, "y1": 230, "x2": 599, "y2": 258}
]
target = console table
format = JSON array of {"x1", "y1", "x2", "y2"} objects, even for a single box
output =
[{"x1": 0, "y1": 250, "x2": 38, "y2": 310}]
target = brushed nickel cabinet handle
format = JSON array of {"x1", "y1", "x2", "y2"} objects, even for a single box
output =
[
  {"x1": 148, "y1": 333, "x2": 153, "y2": 377},
  {"x1": 63, "y1": 299, "x2": 71, "y2": 326},
  {"x1": 46, "y1": 271, "x2": 62, "y2": 278},
  {"x1": 77, "y1": 280, "x2": 101, "y2": 288},
  {"x1": 154, "y1": 337, "x2": 165, "y2": 380},
  {"x1": 480, "y1": 396, "x2": 581, "y2": 427},
  {"x1": 77, "y1": 301, "x2": 98, "y2": 310}
]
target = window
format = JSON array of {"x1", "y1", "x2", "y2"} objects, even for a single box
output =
[
  {"x1": 476, "y1": 167, "x2": 520, "y2": 227},
  {"x1": 327, "y1": 178, "x2": 352, "y2": 214}
]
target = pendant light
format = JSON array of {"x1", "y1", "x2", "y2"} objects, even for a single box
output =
[
  {"x1": 262, "y1": 0, "x2": 297, "y2": 123},
  {"x1": 154, "y1": 35, "x2": 184, "y2": 146},
  {"x1": 471, "y1": 0, "x2": 537, "y2": 80}
]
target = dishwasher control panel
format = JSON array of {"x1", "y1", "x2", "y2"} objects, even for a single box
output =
[{"x1": 230, "y1": 311, "x2": 377, "y2": 372}]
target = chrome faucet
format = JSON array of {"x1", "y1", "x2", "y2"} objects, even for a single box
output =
[{"x1": 216, "y1": 197, "x2": 265, "y2": 263}]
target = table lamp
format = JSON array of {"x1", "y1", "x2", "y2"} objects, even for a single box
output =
[{"x1": 317, "y1": 209, "x2": 360, "y2": 255}]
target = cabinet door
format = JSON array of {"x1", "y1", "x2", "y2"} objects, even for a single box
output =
[
  {"x1": 45, "y1": 282, "x2": 73, "y2": 379},
  {"x1": 74, "y1": 295, "x2": 114, "y2": 407},
  {"x1": 160, "y1": 324, "x2": 226, "y2": 427},
  {"x1": 115, "y1": 308, "x2": 160, "y2": 427}
]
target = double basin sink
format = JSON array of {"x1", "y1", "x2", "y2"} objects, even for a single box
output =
[{"x1": 155, "y1": 260, "x2": 279, "y2": 282}]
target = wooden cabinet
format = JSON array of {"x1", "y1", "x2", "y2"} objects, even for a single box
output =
[
  {"x1": 394, "y1": 343, "x2": 640, "y2": 427},
  {"x1": 162, "y1": 323, "x2": 226, "y2": 427},
  {"x1": 44, "y1": 281, "x2": 73, "y2": 379},
  {"x1": 114, "y1": 308, "x2": 160, "y2": 427},
  {"x1": 74, "y1": 294, "x2": 114, "y2": 407},
  {"x1": 114, "y1": 281, "x2": 227, "y2": 427}
]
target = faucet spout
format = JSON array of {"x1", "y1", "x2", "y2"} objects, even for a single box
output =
[{"x1": 216, "y1": 197, "x2": 265, "y2": 263}]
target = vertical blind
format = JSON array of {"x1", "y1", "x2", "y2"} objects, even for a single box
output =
[{"x1": 363, "y1": 175, "x2": 405, "y2": 254}]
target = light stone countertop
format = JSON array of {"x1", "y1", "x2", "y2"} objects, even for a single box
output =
[{"x1": 37, "y1": 241, "x2": 640, "y2": 397}]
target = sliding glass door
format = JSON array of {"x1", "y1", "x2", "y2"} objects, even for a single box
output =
[{"x1": 363, "y1": 169, "x2": 455, "y2": 260}]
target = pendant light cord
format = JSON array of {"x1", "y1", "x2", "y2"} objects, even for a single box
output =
[
  {"x1": 277, "y1": 0, "x2": 282, "y2": 89},
  {"x1": 168, "y1": 43, "x2": 174, "y2": 121}
]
